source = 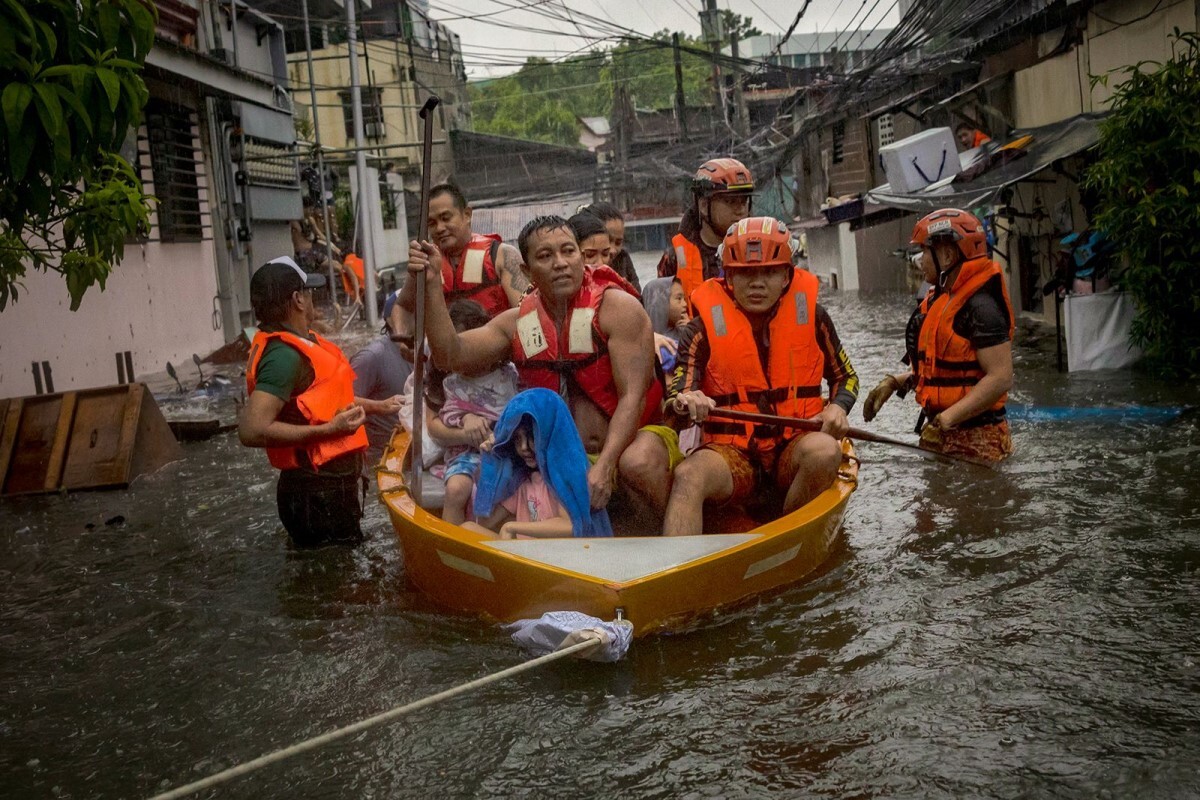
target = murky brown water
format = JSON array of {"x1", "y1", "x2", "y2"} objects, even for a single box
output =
[{"x1": 3, "y1": 283, "x2": 1199, "y2": 799}]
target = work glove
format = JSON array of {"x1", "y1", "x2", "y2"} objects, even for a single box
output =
[{"x1": 862, "y1": 375, "x2": 901, "y2": 422}]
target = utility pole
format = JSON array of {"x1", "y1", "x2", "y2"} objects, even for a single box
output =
[
  {"x1": 301, "y1": 0, "x2": 340, "y2": 298},
  {"x1": 699, "y1": 0, "x2": 725, "y2": 122},
  {"x1": 730, "y1": 31, "x2": 749, "y2": 137},
  {"x1": 346, "y1": 0, "x2": 379, "y2": 328},
  {"x1": 672, "y1": 32, "x2": 688, "y2": 141}
]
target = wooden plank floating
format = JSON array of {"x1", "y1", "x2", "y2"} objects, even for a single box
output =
[{"x1": 0, "y1": 384, "x2": 182, "y2": 497}]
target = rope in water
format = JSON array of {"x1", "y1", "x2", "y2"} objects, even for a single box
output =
[{"x1": 147, "y1": 637, "x2": 602, "y2": 800}]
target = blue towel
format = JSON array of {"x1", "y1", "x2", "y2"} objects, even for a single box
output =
[{"x1": 473, "y1": 388, "x2": 613, "y2": 537}]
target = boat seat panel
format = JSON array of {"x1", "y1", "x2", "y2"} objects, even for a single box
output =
[
  {"x1": 483, "y1": 534, "x2": 761, "y2": 583},
  {"x1": 412, "y1": 470, "x2": 445, "y2": 510}
]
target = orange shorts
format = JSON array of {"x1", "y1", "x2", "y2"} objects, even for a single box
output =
[{"x1": 701, "y1": 434, "x2": 808, "y2": 507}]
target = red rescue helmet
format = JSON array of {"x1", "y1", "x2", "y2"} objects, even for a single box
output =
[
  {"x1": 720, "y1": 217, "x2": 793, "y2": 270},
  {"x1": 910, "y1": 208, "x2": 987, "y2": 261},
  {"x1": 692, "y1": 157, "x2": 754, "y2": 196}
]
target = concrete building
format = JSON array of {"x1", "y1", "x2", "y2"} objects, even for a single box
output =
[
  {"x1": 0, "y1": 0, "x2": 302, "y2": 397},
  {"x1": 785, "y1": 0, "x2": 1198, "y2": 327}
]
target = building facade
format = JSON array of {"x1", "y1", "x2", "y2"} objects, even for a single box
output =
[{"x1": 0, "y1": 0, "x2": 301, "y2": 397}]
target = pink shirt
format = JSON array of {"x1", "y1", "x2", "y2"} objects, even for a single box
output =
[{"x1": 500, "y1": 471, "x2": 566, "y2": 523}]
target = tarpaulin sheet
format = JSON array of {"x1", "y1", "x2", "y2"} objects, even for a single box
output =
[
  {"x1": 1064, "y1": 291, "x2": 1143, "y2": 372},
  {"x1": 866, "y1": 113, "x2": 1107, "y2": 213}
]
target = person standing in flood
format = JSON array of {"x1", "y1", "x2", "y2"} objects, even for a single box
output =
[
  {"x1": 861, "y1": 208, "x2": 1015, "y2": 462},
  {"x1": 238, "y1": 257, "x2": 393, "y2": 546},
  {"x1": 657, "y1": 158, "x2": 755, "y2": 313}
]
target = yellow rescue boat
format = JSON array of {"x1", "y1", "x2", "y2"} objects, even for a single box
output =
[{"x1": 378, "y1": 430, "x2": 858, "y2": 637}]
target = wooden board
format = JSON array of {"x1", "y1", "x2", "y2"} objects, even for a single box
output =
[
  {"x1": 3, "y1": 395, "x2": 64, "y2": 494},
  {"x1": 0, "y1": 384, "x2": 183, "y2": 496}
]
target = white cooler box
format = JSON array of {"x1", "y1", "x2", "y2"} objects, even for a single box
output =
[{"x1": 880, "y1": 127, "x2": 960, "y2": 194}]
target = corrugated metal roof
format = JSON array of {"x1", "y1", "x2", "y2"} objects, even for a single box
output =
[{"x1": 469, "y1": 194, "x2": 592, "y2": 242}]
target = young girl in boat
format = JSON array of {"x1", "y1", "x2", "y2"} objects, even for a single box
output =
[
  {"x1": 641, "y1": 276, "x2": 690, "y2": 372},
  {"x1": 467, "y1": 389, "x2": 615, "y2": 539},
  {"x1": 425, "y1": 300, "x2": 519, "y2": 524}
]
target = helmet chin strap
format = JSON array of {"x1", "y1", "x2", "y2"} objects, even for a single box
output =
[
  {"x1": 933, "y1": 246, "x2": 961, "y2": 289},
  {"x1": 699, "y1": 198, "x2": 722, "y2": 246}
]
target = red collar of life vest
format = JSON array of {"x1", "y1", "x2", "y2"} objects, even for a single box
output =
[
  {"x1": 442, "y1": 233, "x2": 508, "y2": 316},
  {"x1": 511, "y1": 265, "x2": 662, "y2": 425}
]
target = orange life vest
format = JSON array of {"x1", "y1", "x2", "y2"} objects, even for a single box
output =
[
  {"x1": 246, "y1": 329, "x2": 368, "y2": 471},
  {"x1": 341, "y1": 252, "x2": 364, "y2": 300},
  {"x1": 511, "y1": 265, "x2": 663, "y2": 426},
  {"x1": 441, "y1": 233, "x2": 509, "y2": 317},
  {"x1": 671, "y1": 233, "x2": 707, "y2": 315},
  {"x1": 914, "y1": 257, "x2": 1014, "y2": 416},
  {"x1": 693, "y1": 269, "x2": 826, "y2": 458}
]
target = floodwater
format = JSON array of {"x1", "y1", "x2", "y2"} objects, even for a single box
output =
[{"x1": 3, "y1": 268, "x2": 1199, "y2": 799}]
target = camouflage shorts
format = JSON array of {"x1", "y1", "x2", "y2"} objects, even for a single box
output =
[{"x1": 920, "y1": 419, "x2": 1013, "y2": 463}]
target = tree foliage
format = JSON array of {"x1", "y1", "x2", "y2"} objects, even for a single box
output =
[
  {"x1": 0, "y1": 0, "x2": 157, "y2": 311},
  {"x1": 468, "y1": 30, "x2": 721, "y2": 146},
  {"x1": 1083, "y1": 30, "x2": 1200, "y2": 375}
]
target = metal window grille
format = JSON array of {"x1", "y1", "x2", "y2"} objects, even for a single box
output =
[
  {"x1": 832, "y1": 120, "x2": 846, "y2": 164},
  {"x1": 338, "y1": 88, "x2": 385, "y2": 140},
  {"x1": 145, "y1": 101, "x2": 206, "y2": 243}
]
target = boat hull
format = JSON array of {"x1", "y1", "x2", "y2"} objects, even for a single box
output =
[{"x1": 378, "y1": 431, "x2": 857, "y2": 636}]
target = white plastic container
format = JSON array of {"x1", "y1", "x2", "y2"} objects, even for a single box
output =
[{"x1": 879, "y1": 127, "x2": 960, "y2": 194}]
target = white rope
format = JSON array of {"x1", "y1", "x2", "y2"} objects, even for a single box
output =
[{"x1": 147, "y1": 638, "x2": 602, "y2": 800}]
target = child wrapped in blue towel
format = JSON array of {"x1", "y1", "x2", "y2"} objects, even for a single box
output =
[{"x1": 467, "y1": 389, "x2": 614, "y2": 539}]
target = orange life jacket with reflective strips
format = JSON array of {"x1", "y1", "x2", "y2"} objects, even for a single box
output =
[
  {"x1": 246, "y1": 329, "x2": 368, "y2": 471},
  {"x1": 914, "y1": 256, "x2": 1014, "y2": 416},
  {"x1": 510, "y1": 265, "x2": 663, "y2": 426},
  {"x1": 441, "y1": 233, "x2": 508, "y2": 317},
  {"x1": 693, "y1": 268, "x2": 826, "y2": 458},
  {"x1": 672, "y1": 233, "x2": 706, "y2": 315}
]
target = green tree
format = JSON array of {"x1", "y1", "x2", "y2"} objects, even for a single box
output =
[
  {"x1": 0, "y1": 0, "x2": 156, "y2": 311},
  {"x1": 722, "y1": 11, "x2": 763, "y2": 41},
  {"x1": 1082, "y1": 30, "x2": 1200, "y2": 375},
  {"x1": 469, "y1": 33, "x2": 715, "y2": 145}
]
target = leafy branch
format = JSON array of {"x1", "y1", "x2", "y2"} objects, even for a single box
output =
[{"x1": 0, "y1": 0, "x2": 157, "y2": 311}]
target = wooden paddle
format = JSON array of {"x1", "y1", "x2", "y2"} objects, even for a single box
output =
[
  {"x1": 409, "y1": 95, "x2": 441, "y2": 505},
  {"x1": 706, "y1": 407, "x2": 995, "y2": 469}
]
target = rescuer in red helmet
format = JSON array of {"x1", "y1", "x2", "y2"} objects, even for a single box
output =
[{"x1": 862, "y1": 208, "x2": 1016, "y2": 462}]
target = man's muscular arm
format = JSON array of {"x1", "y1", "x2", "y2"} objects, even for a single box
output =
[
  {"x1": 496, "y1": 243, "x2": 529, "y2": 307},
  {"x1": 588, "y1": 289, "x2": 655, "y2": 508}
]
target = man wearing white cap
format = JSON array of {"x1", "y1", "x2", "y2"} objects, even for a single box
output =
[{"x1": 238, "y1": 257, "x2": 398, "y2": 546}]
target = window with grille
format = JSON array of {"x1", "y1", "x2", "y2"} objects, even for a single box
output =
[
  {"x1": 832, "y1": 120, "x2": 846, "y2": 164},
  {"x1": 877, "y1": 113, "x2": 895, "y2": 148},
  {"x1": 338, "y1": 87, "x2": 385, "y2": 140},
  {"x1": 145, "y1": 100, "x2": 205, "y2": 243}
]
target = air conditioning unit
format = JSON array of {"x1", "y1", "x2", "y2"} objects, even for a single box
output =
[{"x1": 365, "y1": 122, "x2": 386, "y2": 140}]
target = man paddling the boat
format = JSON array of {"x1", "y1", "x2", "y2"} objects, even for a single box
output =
[
  {"x1": 661, "y1": 218, "x2": 859, "y2": 536},
  {"x1": 408, "y1": 216, "x2": 674, "y2": 515},
  {"x1": 861, "y1": 208, "x2": 1015, "y2": 463}
]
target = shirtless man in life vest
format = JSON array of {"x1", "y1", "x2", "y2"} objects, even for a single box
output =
[{"x1": 407, "y1": 216, "x2": 668, "y2": 514}]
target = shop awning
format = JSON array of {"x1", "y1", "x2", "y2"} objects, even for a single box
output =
[{"x1": 865, "y1": 113, "x2": 1107, "y2": 213}]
